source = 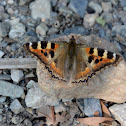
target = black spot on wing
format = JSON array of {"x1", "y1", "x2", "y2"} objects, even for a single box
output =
[
  {"x1": 88, "y1": 56, "x2": 94, "y2": 63},
  {"x1": 95, "y1": 59, "x2": 99, "y2": 64},
  {"x1": 41, "y1": 50, "x2": 43, "y2": 53},
  {"x1": 107, "y1": 52, "x2": 113, "y2": 59},
  {"x1": 31, "y1": 43, "x2": 37, "y2": 49},
  {"x1": 89, "y1": 48, "x2": 94, "y2": 54},
  {"x1": 44, "y1": 52, "x2": 47, "y2": 57},
  {"x1": 41, "y1": 42, "x2": 47, "y2": 49},
  {"x1": 51, "y1": 43, "x2": 55, "y2": 49},
  {"x1": 49, "y1": 50, "x2": 54, "y2": 58},
  {"x1": 98, "y1": 49, "x2": 104, "y2": 57}
]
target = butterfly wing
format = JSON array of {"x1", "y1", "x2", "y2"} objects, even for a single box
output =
[
  {"x1": 74, "y1": 47, "x2": 121, "y2": 82},
  {"x1": 24, "y1": 41, "x2": 68, "y2": 79}
]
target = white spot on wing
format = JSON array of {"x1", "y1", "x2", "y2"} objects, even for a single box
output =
[
  {"x1": 30, "y1": 43, "x2": 32, "y2": 46},
  {"x1": 113, "y1": 53, "x2": 116, "y2": 58}
]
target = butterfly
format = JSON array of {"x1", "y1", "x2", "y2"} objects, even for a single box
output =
[{"x1": 23, "y1": 35, "x2": 122, "y2": 84}]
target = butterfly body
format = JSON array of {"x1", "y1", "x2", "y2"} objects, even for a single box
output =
[{"x1": 24, "y1": 35, "x2": 121, "y2": 84}]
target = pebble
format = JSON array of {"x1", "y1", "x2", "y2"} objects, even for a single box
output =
[
  {"x1": 9, "y1": 23, "x2": 26, "y2": 40},
  {"x1": 101, "y1": 2, "x2": 112, "y2": 12},
  {"x1": 109, "y1": 103, "x2": 126, "y2": 126},
  {"x1": 89, "y1": 1, "x2": 102, "y2": 14},
  {"x1": 23, "y1": 119, "x2": 32, "y2": 126},
  {"x1": 10, "y1": 99, "x2": 24, "y2": 114},
  {"x1": 111, "y1": 0, "x2": 118, "y2": 6},
  {"x1": 102, "y1": 12, "x2": 113, "y2": 23},
  {"x1": 36, "y1": 23, "x2": 48, "y2": 36},
  {"x1": 48, "y1": 27, "x2": 58, "y2": 35},
  {"x1": 8, "y1": 0, "x2": 14, "y2": 4},
  {"x1": 54, "y1": 103, "x2": 66, "y2": 113},
  {"x1": 68, "y1": 0, "x2": 88, "y2": 18},
  {"x1": 25, "y1": 84, "x2": 59, "y2": 108},
  {"x1": 19, "y1": 0, "x2": 31, "y2": 6},
  {"x1": 0, "y1": 50, "x2": 4, "y2": 58},
  {"x1": 119, "y1": 11, "x2": 126, "y2": 25},
  {"x1": 0, "y1": 74, "x2": 11, "y2": 81},
  {"x1": 9, "y1": 18, "x2": 20, "y2": 26},
  {"x1": 77, "y1": 98, "x2": 102, "y2": 117},
  {"x1": 0, "y1": 5, "x2": 4, "y2": 12},
  {"x1": 0, "y1": 22, "x2": 10, "y2": 37},
  {"x1": 11, "y1": 115, "x2": 23, "y2": 124},
  {"x1": 26, "y1": 80, "x2": 37, "y2": 89},
  {"x1": 0, "y1": 80, "x2": 24, "y2": 98},
  {"x1": 0, "y1": 115, "x2": 3, "y2": 122},
  {"x1": 11, "y1": 43, "x2": 17, "y2": 52},
  {"x1": 11, "y1": 69, "x2": 24, "y2": 83},
  {"x1": 0, "y1": 96, "x2": 6, "y2": 103},
  {"x1": 0, "y1": 12, "x2": 9, "y2": 20},
  {"x1": 7, "y1": 8, "x2": 14, "y2": 15},
  {"x1": 99, "y1": 28, "x2": 106, "y2": 38},
  {"x1": 83, "y1": 13, "x2": 98, "y2": 28},
  {"x1": 64, "y1": 26, "x2": 88, "y2": 35},
  {"x1": 30, "y1": 0, "x2": 51, "y2": 20},
  {"x1": 120, "y1": 0, "x2": 126, "y2": 7}
]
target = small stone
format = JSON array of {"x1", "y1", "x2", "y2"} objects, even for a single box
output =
[
  {"x1": 30, "y1": 0, "x2": 51, "y2": 20},
  {"x1": 0, "y1": 12, "x2": 9, "y2": 20},
  {"x1": 11, "y1": 43, "x2": 17, "y2": 52},
  {"x1": 10, "y1": 99, "x2": 24, "y2": 114},
  {"x1": 23, "y1": 119, "x2": 32, "y2": 126},
  {"x1": 68, "y1": 0, "x2": 88, "y2": 18},
  {"x1": 109, "y1": 103, "x2": 126, "y2": 126},
  {"x1": 119, "y1": 11, "x2": 126, "y2": 25},
  {"x1": 0, "y1": 109, "x2": 3, "y2": 114},
  {"x1": 9, "y1": 18, "x2": 20, "y2": 26},
  {"x1": 25, "y1": 84, "x2": 59, "y2": 108},
  {"x1": 7, "y1": 8, "x2": 14, "y2": 14},
  {"x1": 54, "y1": 103, "x2": 66, "y2": 113},
  {"x1": 19, "y1": 0, "x2": 31, "y2": 6},
  {"x1": 48, "y1": 27, "x2": 58, "y2": 35},
  {"x1": 0, "y1": 115, "x2": 3, "y2": 122},
  {"x1": 0, "y1": 74, "x2": 11, "y2": 80},
  {"x1": 120, "y1": 0, "x2": 126, "y2": 7},
  {"x1": 99, "y1": 28, "x2": 106, "y2": 38},
  {"x1": 11, "y1": 115, "x2": 23, "y2": 124},
  {"x1": 0, "y1": 5, "x2": 4, "y2": 12},
  {"x1": 26, "y1": 80, "x2": 37, "y2": 89},
  {"x1": 102, "y1": 12, "x2": 113, "y2": 23},
  {"x1": 0, "y1": 96, "x2": 6, "y2": 103},
  {"x1": 83, "y1": 13, "x2": 98, "y2": 28},
  {"x1": 0, "y1": 22, "x2": 10, "y2": 37},
  {"x1": 101, "y1": 2, "x2": 112, "y2": 12},
  {"x1": 77, "y1": 98, "x2": 102, "y2": 117},
  {"x1": 89, "y1": 1, "x2": 102, "y2": 14},
  {"x1": 8, "y1": 0, "x2": 14, "y2": 4},
  {"x1": 9, "y1": 23, "x2": 26, "y2": 40},
  {"x1": 11, "y1": 69, "x2": 24, "y2": 83},
  {"x1": 0, "y1": 50, "x2": 4, "y2": 58},
  {"x1": 111, "y1": 0, "x2": 118, "y2": 6},
  {"x1": 36, "y1": 23, "x2": 48, "y2": 36},
  {"x1": 0, "y1": 80, "x2": 24, "y2": 98}
]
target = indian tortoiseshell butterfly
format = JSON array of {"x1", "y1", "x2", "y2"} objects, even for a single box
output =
[{"x1": 24, "y1": 36, "x2": 122, "y2": 84}]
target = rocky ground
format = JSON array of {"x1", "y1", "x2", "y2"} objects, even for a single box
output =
[{"x1": 0, "y1": 0, "x2": 126, "y2": 126}]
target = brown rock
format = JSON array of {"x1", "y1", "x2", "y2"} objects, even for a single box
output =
[{"x1": 37, "y1": 34, "x2": 126, "y2": 103}]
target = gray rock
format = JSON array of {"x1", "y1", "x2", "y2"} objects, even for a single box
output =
[
  {"x1": 23, "y1": 119, "x2": 32, "y2": 126},
  {"x1": 19, "y1": 0, "x2": 31, "y2": 6},
  {"x1": 36, "y1": 23, "x2": 48, "y2": 36},
  {"x1": 77, "y1": 98, "x2": 102, "y2": 117},
  {"x1": 0, "y1": 22, "x2": 10, "y2": 37},
  {"x1": 0, "y1": 80, "x2": 24, "y2": 98},
  {"x1": 109, "y1": 103, "x2": 126, "y2": 126},
  {"x1": 99, "y1": 28, "x2": 106, "y2": 38},
  {"x1": 111, "y1": 0, "x2": 118, "y2": 6},
  {"x1": 89, "y1": 1, "x2": 102, "y2": 14},
  {"x1": 11, "y1": 115, "x2": 23, "y2": 124},
  {"x1": 0, "y1": 74, "x2": 11, "y2": 81},
  {"x1": 26, "y1": 80, "x2": 37, "y2": 89},
  {"x1": 120, "y1": 11, "x2": 126, "y2": 25},
  {"x1": 54, "y1": 103, "x2": 66, "y2": 113},
  {"x1": 0, "y1": 115, "x2": 3, "y2": 122},
  {"x1": 10, "y1": 99, "x2": 24, "y2": 114},
  {"x1": 0, "y1": 5, "x2": 4, "y2": 12},
  {"x1": 120, "y1": 0, "x2": 126, "y2": 7},
  {"x1": 0, "y1": 50, "x2": 4, "y2": 58},
  {"x1": 68, "y1": 0, "x2": 88, "y2": 18},
  {"x1": 11, "y1": 43, "x2": 17, "y2": 52},
  {"x1": 102, "y1": 12, "x2": 113, "y2": 23},
  {"x1": 30, "y1": 0, "x2": 51, "y2": 20},
  {"x1": 101, "y1": 2, "x2": 112, "y2": 12},
  {"x1": 7, "y1": 0, "x2": 14, "y2": 4},
  {"x1": 9, "y1": 23, "x2": 26, "y2": 40},
  {"x1": 0, "y1": 96, "x2": 6, "y2": 103},
  {"x1": 11, "y1": 69, "x2": 24, "y2": 83},
  {"x1": 9, "y1": 18, "x2": 20, "y2": 26},
  {"x1": 0, "y1": 12, "x2": 9, "y2": 20},
  {"x1": 48, "y1": 27, "x2": 58, "y2": 35},
  {"x1": 83, "y1": 13, "x2": 98, "y2": 28},
  {"x1": 25, "y1": 84, "x2": 59, "y2": 108}
]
